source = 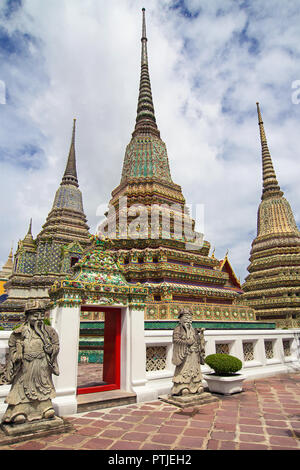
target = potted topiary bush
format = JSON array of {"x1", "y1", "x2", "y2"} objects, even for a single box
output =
[{"x1": 203, "y1": 353, "x2": 245, "y2": 395}]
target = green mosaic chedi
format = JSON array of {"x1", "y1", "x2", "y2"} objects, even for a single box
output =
[
  {"x1": 121, "y1": 137, "x2": 172, "y2": 183},
  {"x1": 101, "y1": 9, "x2": 257, "y2": 325},
  {"x1": 111, "y1": 9, "x2": 185, "y2": 224},
  {"x1": 0, "y1": 120, "x2": 91, "y2": 328},
  {"x1": 120, "y1": 10, "x2": 172, "y2": 185}
]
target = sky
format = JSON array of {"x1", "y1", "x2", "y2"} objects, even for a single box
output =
[{"x1": 0, "y1": 0, "x2": 300, "y2": 282}]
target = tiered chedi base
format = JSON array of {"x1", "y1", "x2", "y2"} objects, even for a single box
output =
[{"x1": 106, "y1": 239, "x2": 256, "y2": 323}]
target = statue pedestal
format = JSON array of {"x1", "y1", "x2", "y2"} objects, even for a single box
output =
[
  {"x1": 159, "y1": 391, "x2": 219, "y2": 409},
  {"x1": 0, "y1": 416, "x2": 72, "y2": 445}
]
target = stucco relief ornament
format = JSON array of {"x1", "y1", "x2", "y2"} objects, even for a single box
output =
[
  {"x1": 0, "y1": 299, "x2": 60, "y2": 425},
  {"x1": 171, "y1": 308, "x2": 205, "y2": 396}
]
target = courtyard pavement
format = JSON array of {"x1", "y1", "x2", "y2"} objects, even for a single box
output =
[{"x1": 1, "y1": 372, "x2": 300, "y2": 451}]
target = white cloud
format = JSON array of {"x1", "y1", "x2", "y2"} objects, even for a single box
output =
[{"x1": 0, "y1": 0, "x2": 299, "y2": 282}]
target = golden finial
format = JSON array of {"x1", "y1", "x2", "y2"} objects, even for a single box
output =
[
  {"x1": 142, "y1": 8, "x2": 147, "y2": 40},
  {"x1": 27, "y1": 218, "x2": 32, "y2": 235},
  {"x1": 256, "y1": 102, "x2": 267, "y2": 143}
]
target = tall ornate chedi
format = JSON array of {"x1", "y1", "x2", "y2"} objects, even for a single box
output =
[
  {"x1": 242, "y1": 103, "x2": 300, "y2": 328},
  {"x1": 0, "y1": 245, "x2": 13, "y2": 301},
  {"x1": 0, "y1": 120, "x2": 91, "y2": 328},
  {"x1": 97, "y1": 9, "x2": 256, "y2": 326}
]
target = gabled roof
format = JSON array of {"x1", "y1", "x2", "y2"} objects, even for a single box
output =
[{"x1": 218, "y1": 254, "x2": 242, "y2": 290}]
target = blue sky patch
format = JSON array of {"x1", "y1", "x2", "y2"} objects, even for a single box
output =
[
  {"x1": 237, "y1": 22, "x2": 260, "y2": 55},
  {"x1": 2, "y1": 0, "x2": 23, "y2": 19},
  {"x1": 0, "y1": 143, "x2": 45, "y2": 170},
  {"x1": 169, "y1": 0, "x2": 201, "y2": 19},
  {"x1": 0, "y1": 26, "x2": 36, "y2": 57}
]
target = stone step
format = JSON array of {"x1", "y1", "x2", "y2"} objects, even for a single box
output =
[{"x1": 77, "y1": 390, "x2": 137, "y2": 413}]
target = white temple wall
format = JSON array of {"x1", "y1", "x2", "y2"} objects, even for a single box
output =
[
  {"x1": 120, "y1": 307, "x2": 131, "y2": 391},
  {"x1": 140, "y1": 329, "x2": 300, "y2": 402},
  {"x1": 127, "y1": 308, "x2": 148, "y2": 400},
  {"x1": 50, "y1": 305, "x2": 81, "y2": 417},
  {"x1": 0, "y1": 327, "x2": 299, "y2": 418}
]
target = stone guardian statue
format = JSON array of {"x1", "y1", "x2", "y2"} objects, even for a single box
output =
[
  {"x1": 171, "y1": 308, "x2": 205, "y2": 396},
  {"x1": 1, "y1": 300, "x2": 60, "y2": 425},
  {"x1": 159, "y1": 308, "x2": 218, "y2": 408}
]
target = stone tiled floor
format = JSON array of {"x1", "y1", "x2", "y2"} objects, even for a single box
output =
[
  {"x1": 1, "y1": 373, "x2": 300, "y2": 451},
  {"x1": 77, "y1": 363, "x2": 104, "y2": 388}
]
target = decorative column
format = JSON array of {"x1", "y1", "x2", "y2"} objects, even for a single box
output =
[
  {"x1": 129, "y1": 306, "x2": 147, "y2": 401},
  {"x1": 50, "y1": 304, "x2": 81, "y2": 416}
]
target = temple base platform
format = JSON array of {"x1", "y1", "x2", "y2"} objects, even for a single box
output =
[
  {"x1": 159, "y1": 391, "x2": 219, "y2": 409},
  {"x1": 0, "y1": 416, "x2": 72, "y2": 446}
]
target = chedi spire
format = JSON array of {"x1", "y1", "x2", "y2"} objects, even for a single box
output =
[
  {"x1": 132, "y1": 8, "x2": 160, "y2": 138},
  {"x1": 119, "y1": 8, "x2": 173, "y2": 184},
  {"x1": 61, "y1": 118, "x2": 78, "y2": 187},
  {"x1": 22, "y1": 218, "x2": 35, "y2": 247},
  {"x1": 256, "y1": 102, "x2": 283, "y2": 200}
]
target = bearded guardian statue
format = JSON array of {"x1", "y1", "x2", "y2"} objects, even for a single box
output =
[
  {"x1": 171, "y1": 308, "x2": 205, "y2": 396},
  {"x1": 0, "y1": 300, "x2": 60, "y2": 424}
]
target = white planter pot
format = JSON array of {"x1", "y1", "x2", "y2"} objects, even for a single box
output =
[{"x1": 203, "y1": 373, "x2": 245, "y2": 395}]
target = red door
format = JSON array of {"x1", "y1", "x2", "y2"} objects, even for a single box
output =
[{"x1": 77, "y1": 307, "x2": 121, "y2": 395}]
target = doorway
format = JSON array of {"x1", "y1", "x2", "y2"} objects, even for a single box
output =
[{"x1": 77, "y1": 306, "x2": 121, "y2": 395}]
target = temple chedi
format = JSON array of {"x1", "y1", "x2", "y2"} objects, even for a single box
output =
[
  {"x1": 97, "y1": 9, "x2": 256, "y2": 327},
  {"x1": 0, "y1": 245, "x2": 13, "y2": 302},
  {"x1": 242, "y1": 103, "x2": 300, "y2": 328},
  {"x1": 0, "y1": 119, "x2": 91, "y2": 328}
]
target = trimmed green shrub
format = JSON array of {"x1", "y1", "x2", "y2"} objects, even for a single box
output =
[{"x1": 204, "y1": 353, "x2": 242, "y2": 376}]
